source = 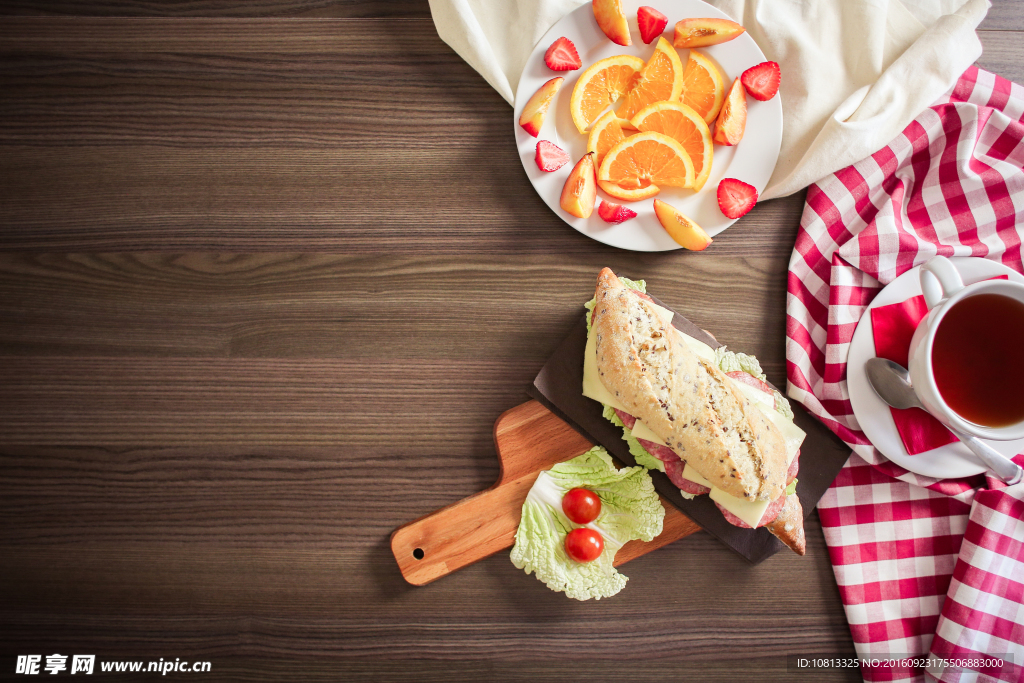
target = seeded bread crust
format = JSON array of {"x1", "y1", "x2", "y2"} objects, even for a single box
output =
[
  {"x1": 592, "y1": 268, "x2": 787, "y2": 502},
  {"x1": 766, "y1": 493, "x2": 806, "y2": 555}
]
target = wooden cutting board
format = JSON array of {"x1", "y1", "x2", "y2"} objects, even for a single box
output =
[{"x1": 391, "y1": 400, "x2": 702, "y2": 586}]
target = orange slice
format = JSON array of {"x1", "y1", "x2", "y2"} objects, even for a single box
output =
[
  {"x1": 587, "y1": 111, "x2": 632, "y2": 167},
  {"x1": 631, "y1": 101, "x2": 713, "y2": 191},
  {"x1": 679, "y1": 50, "x2": 725, "y2": 124},
  {"x1": 597, "y1": 131, "x2": 694, "y2": 192},
  {"x1": 569, "y1": 54, "x2": 645, "y2": 133},
  {"x1": 598, "y1": 179, "x2": 660, "y2": 202},
  {"x1": 589, "y1": 113, "x2": 658, "y2": 201},
  {"x1": 616, "y1": 37, "x2": 684, "y2": 121}
]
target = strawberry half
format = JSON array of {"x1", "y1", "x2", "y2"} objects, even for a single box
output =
[
  {"x1": 740, "y1": 61, "x2": 780, "y2": 101},
  {"x1": 717, "y1": 178, "x2": 758, "y2": 219},
  {"x1": 598, "y1": 200, "x2": 637, "y2": 223},
  {"x1": 544, "y1": 37, "x2": 582, "y2": 71},
  {"x1": 535, "y1": 140, "x2": 570, "y2": 172},
  {"x1": 637, "y1": 6, "x2": 668, "y2": 44}
]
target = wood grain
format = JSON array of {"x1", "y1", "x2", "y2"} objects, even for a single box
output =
[
  {"x1": 0, "y1": 16, "x2": 805, "y2": 253},
  {"x1": 1, "y1": 3, "x2": 1021, "y2": 681},
  {"x1": 0, "y1": 0, "x2": 432, "y2": 16}
]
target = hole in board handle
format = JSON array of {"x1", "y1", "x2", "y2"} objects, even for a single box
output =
[{"x1": 413, "y1": 548, "x2": 424, "y2": 560}]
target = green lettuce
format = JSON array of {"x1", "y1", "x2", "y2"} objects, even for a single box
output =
[
  {"x1": 510, "y1": 447, "x2": 664, "y2": 601},
  {"x1": 715, "y1": 346, "x2": 767, "y2": 381},
  {"x1": 785, "y1": 478, "x2": 798, "y2": 496},
  {"x1": 774, "y1": 391, "x2": 795, "y2": 420}
]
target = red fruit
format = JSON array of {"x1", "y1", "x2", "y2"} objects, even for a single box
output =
[
  {"x1": 565, "y1": 527, "x2": 604, "y2": 563},
  {"x1": 717, "y1": 178, "x2": 758, "y2": 219},
  {"x1": 562, "y1": 488, "x2": 602, "y2": 524},
  {"x1": 741, "y1": 61, "x2": 781, "y2": 101},
  {"x1": 535, "y1": 140, "x2": 570, "y2": 172},
  {"x1": 544, "y1": 36, "x2": 582, "y2": 71},
  {"x1": 597, "y1": 200, "x2": 637, "y2": 223},
  {"x1": 637, "y1": 6, "x2": 668, "y2": 44}
]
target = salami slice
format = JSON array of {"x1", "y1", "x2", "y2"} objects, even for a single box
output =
[
  {"x1": 660, "y1": 458, "x2": 710, "y2": 495},
  {"x1": 636, "y1": 438, "x2": 681, "y2": 464},
  {"x1": 787, "y1": 450, "x2": 800, "y2": 484},
  {"x1": 726, "y1": 370, "x2": 775, "y2": 396},
  {"x1": 614, "y1": 409, "x2": 637, "y2": 430},
  {"x1": 715, "y1": 493, "x2": 787, "y2": 529}
]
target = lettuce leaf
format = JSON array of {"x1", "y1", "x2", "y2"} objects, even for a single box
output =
[
  {"x1": 785, "y1": 478, "x2": 798, "y2": 496},
  {"x1": 510, "y1": 446, "x2": 664, "y2": 601},
  {"x1": 774, "y1": 391, "x2": 795, "y2": 420},
  {"x1": 715, "y1": 345, "x2": 767, "y2": 381}
]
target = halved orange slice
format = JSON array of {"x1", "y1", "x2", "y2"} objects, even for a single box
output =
[
  {"x1": 631, "y1": 101, "x2": 713, "y2": 191},
  {"x1": 587, "y1": 111, "x2": 631, "y2": 167},
  {"x1": 597, "y1": 131, "x2": 694, "y2": 192},
  {"x1": 679, "y1": 50, "x2": 725, "y2": 124},
  {"x1": 616, "y1": 37, "x2": 684, "y2": 121},
  {"x1": 598, "y1": 179, "x2": 660, "y2": 202},
  {"x1": 569, "y1": 54, "x2": 645, "y2": 133}
]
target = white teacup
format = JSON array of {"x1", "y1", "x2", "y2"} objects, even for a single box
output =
[{"x1": 907, "y1": 256, "x2": 1024, "y2": 441}]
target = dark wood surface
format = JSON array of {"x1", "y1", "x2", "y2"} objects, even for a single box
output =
[{"x1": 1, "y1": 3, "x2": 1020, "y2": 681}]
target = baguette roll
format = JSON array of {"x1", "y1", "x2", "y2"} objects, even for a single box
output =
[
  {"x1": 766, "y1": 493, "x2": 806, "y2": 555},
  {"x1": 591, "y1": 268, "x2": 788, "y2": 503}
]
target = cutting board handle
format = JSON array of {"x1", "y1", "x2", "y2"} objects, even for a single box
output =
[{"x1": 391, "y1": 401, "x2": 701, "y2": 586}]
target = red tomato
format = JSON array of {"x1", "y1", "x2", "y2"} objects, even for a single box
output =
[
  {"x1": 562, "y1": 488, "x2": 602, "y2": 524},
  {"x1": 565, "y1": 528, "x2": 604, "y2": 563}
]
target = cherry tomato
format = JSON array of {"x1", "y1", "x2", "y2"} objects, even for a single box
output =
[
  {"x1": 562, "y1": 487, "x2": 602, "y2": 524},
  {"x1": 565, "y1": 527, "x2": 604, "y2": 563}
]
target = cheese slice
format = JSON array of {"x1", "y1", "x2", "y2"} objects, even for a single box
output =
[
  {"x1": 582, "y1": 329, "x2": 627, "y2": 411},
  {"x1": 648, "y1": 301, "x2": 675, "y2": 328},
  {"x1": 682, "y1": 463, "x2": 712, "y2": 487},
  {"x1": 683, "y1": 334, "x2": 717, "y2": 363},
  {"x1": 630, "y1": 420, "x2": 666, "y2": 446},
  {"x1": 709, "y1": 487, "x2": 773, "y2": 527}
]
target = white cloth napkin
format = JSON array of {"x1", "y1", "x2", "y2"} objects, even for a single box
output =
[{"x1": 428, "y1": 0, "x2": 989, "y2": 199}]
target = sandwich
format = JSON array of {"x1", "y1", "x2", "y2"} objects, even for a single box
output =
[{"x1": 582, "y1": 268, "x2": 807, "y2": 555}]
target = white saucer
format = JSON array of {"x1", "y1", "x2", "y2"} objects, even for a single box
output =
[{"x1": 847, "y1": 256, "x2": 1024, "y2": 479}]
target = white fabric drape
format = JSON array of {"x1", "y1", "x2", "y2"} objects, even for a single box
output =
[{"x1": 428, "y1": 0, "x2": 989, "y2": 199}]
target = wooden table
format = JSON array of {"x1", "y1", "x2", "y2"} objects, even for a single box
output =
[{"x1": 1, "y1": 3, "x2": 1020, "y2": 680}]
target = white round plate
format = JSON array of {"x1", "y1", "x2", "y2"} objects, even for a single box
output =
[
  {"x1": 847, "y1": 257, "x2": 1024, "y2": 479},
  {"x1": 513, "y1": 0, "x2": 782, "y2": 252}
]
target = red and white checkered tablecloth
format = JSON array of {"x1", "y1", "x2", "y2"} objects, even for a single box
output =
[{"x1": 786, "y1": 66, "x2": 1024, "y2": 682}]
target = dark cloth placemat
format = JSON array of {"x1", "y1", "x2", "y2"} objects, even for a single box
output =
[{"x1": 530, "y1": 297, "x2": 840, "y2": 564}]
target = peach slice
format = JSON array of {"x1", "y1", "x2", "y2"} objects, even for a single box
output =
[
  {"x1": 673, "y1": 18, "x2": 745, "y2": 48},
  {"x1": 593, "y1": 0, "x2": 631, "y2": 46},
  {"x1": 712, "y1": 77, "x2": 746, "y2": 146},
  {"x1": 561, "y1": 153, "x2": 597, "y2": 218},
  {"x1": 518, "y1": 77, "x2": 564, "y2": 137},
  {"x1": 654, "y1": 199, "x2": 712, "y2": 250}
]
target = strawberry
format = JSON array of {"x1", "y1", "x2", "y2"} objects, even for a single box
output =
[
  {"x1": 637, "y1": 6, "x2": 668, "y2": 44},
  {"x1": 535, "y1": 140, "x2": 570, "y2": 172},
  {"x1": 598, "y1": 200, "x2": 637, "y2": 223},
  {"x1": 740, "y1": 61, "x2": 780, "y2": 101},
  {"x1": 717, "y1": 178, "x2": 757, "y2": 219},
  {"x1": 544, "y1": 37, "x2": 582, "y2": 71}
]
